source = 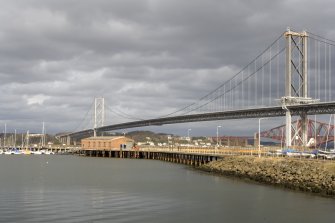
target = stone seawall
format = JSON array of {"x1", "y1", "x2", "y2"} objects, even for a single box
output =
[{"x1": 199, "y1": 156, "x2": 335, "y2": 197}]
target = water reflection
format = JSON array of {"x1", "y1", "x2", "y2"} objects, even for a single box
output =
[{"x1": 0, "y1": 156, "x2": 334, "y2": 223}]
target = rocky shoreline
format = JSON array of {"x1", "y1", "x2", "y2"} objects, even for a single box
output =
[{"x1": 199, "y1": 156, "x2": 335, "y2": 197}]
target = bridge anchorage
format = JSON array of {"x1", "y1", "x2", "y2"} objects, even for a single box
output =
[{"x1": 59, "y1": 28, "x2": 335, "y2": 148}]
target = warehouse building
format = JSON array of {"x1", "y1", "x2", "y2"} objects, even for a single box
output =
[{"x1": 81, "y1": 136, "x2": 135, "y2": 150}]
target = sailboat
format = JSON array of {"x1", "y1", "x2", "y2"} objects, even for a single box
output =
[{"x1": 21, "y1": 130, "x2": 32, "y2": 155}]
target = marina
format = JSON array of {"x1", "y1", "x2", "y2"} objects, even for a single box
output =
[{"x1": 0, "y1": 147, "x2": 75, "y2": 155}]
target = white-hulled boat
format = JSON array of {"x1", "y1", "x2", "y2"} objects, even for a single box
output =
[
  {"x1": 44, "y1": 151, "x2": 54, "y2": 155},
  {"x1": 4, "y1": 150, "x2": 14, "y2": 155},
  {"x1": 13, "y1": 150, "x2": 22, "y2": 155},
  {"x1": 32, "y1": 150, "x2": 42, "y2": 155},
  {"x1": 318, "y1": 150, "x2": 335, "y2": 159},
  {"x1": 22, "y1": 150, "x2": 32, "y2": 155}
]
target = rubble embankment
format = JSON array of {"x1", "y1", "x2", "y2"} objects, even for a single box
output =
[{"x1": 199, "y1": 156, "x2": 335, "y2": 197}]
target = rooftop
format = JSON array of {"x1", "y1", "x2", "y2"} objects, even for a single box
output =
[{"x1": 83, "y1": 136, "x2": 133, "y2": 141}]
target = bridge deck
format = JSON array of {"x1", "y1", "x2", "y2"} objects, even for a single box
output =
[{"x1": 62, "y1": 101, "x2": 335, "y2": 140}]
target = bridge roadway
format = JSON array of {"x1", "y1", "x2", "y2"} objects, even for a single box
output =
[{"x1": 62, "y1": 101, "x2": 335, "y2": 140}]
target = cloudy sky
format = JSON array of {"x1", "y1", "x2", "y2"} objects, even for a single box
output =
[{"x1": 1, "y1": 0, "x2": 334, "y2": 136}]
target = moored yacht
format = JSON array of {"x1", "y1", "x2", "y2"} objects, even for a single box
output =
[
  {"x1": 32, "y1": 150, "x2": 42, "y2": 155},
  {"x1": 22, "y1": 149, "x2": 32, "y2": 155},
  {"x1": 4, "y1": 150, "x2": 14, "y2": 155},
  {"x1": 44, "y1": 150, "x2": 54, "y2": 155}
]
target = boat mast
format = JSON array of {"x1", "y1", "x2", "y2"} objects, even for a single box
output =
[
  {"x1": 42, "y1": 122, "x2": 45, "y2": 148},
  {"x1": 14, "y1": 129, "x2": 16, "y2": 148},
  {"x1": 4, "y1": 123, "x2": 6, "y2": 148},
  {"x1": 26, "y1": 130, "x2": 29, "y2": 149}
]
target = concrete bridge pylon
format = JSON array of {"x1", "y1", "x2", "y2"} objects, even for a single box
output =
[
  {"x1": 94, "y1": 97, "x2": 105, "y2": 137},
  {"x1": 283, "y1": 28, "x2": 312, "y2": 147}
]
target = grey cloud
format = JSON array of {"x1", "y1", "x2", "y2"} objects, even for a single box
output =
[{"x1": 0, "y1": 0, "x2": 335, "y2": 134}]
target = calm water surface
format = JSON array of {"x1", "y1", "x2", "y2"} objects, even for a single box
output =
[{"x1": 0, "y1": 155, "x2": 334, "y2": 223}]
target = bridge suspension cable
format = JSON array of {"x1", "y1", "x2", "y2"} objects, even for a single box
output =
[
  {"x1": 73, "y1": 97, "x2": 147, "y2": 133},
  {"x1": 180, "y1": 47, "x2": 286, "y2": 115},
  {"x1": 159, "y1": 30, "x2": 335, "y2": 119},
  {"x1": 105, "y1": 104, "x2": 143, "y2": 121},
  {"x1": 307, "y1": 32, "x2": 334, "y2": 103},
  {"x1": 162, "y1": 32, "x2": 286, "y2": 117},
  {"x1": 72, "y1": 100, "x2": 95, "y2": 132}
]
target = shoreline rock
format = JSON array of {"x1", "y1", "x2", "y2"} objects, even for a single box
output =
[{"x1": 198, "y1": 156, "x2": 335, "y2": 197}]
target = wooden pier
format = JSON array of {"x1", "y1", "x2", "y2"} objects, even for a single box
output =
[{"x1": 78, "y1": 148, "x2": 225, "y2": 166}]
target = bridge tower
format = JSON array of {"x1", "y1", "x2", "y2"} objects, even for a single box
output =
[
  {"x1": 282, "y1": 28, "x2": 311, "y2": 147},
  {"x1": 93, "y1": 97, "x2": 105, "y2": 137}
]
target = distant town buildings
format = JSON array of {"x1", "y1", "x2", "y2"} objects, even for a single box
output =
[{"x1": 79, "y1": 132, "x2": 250, "y2": 149}]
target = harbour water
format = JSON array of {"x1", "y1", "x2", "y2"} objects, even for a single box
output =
[{"x1": 0, "y1": 155, "x2": 334, "y2": 223}]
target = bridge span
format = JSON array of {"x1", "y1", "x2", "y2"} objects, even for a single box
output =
[{"x1": 59, "y1": 101, "x2": 335, "y2": 144}]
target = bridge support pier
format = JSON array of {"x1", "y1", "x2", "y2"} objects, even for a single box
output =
[
  {"x1": 285, "y1": 111, "x2": 292, "y2": 147},
  {"x1": 301, "y1": 112, "x2": 308, "y2": 146}
]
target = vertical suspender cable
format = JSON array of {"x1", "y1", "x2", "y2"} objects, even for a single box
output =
[
  {"x1": 236, "y1": 77, "x2": 238, "y2": 108},
  {"x1": 241, "y1": 71, "x2": 244, "y2": 108},
  {"x1": 329, "y1": 45, "x2": 332, "y2": 101},
  {"x1": 230, "y1": 80, "x2": 232, "y2": 109},
  {"x1": 220, "y1": 86, "x2": 222, "y2": 111},
  {"x1": 331, "y1": 45, "x2": 332, "y2": 101},
  {"x1": 314, "y1": 41, "x2": 318, "y2": 98},
  {"x1": 269, "y1": 45, "x2": 272, "y2": 105},
  {"x1": 323, "y1": 43, "x2": 327, "y2": 101},
  {"x1": 223, "y1": 84, "x2": 226, "y2": 111},
  {"x1": 255, "y1": 60, "x2": 257, "y2": 106},
  {"x1": 235, "y1": 78, "x2": 237, "y2": 109},
  {"x1": 277, "y1": 40, "x2": 280, "y2": 99},
  {"x1": 248, "y1": 65, "x2": 250, "y2": 107},
  {"x1": 319, "y1": 41, "x2": 321, "y2": 100},
  {"x1": 262, "y1": 54, "x2": 264, "y2": 106},
  {"x1": 318, "y1": 42, "x2": 321, "y2": 99}
]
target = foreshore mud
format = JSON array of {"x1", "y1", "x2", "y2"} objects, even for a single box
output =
[{"x1": 199, "y1": 156, "x2": 335, "y2": 197}]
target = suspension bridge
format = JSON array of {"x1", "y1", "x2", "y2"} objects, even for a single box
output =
[{"x1": 58, "y1": 28, "x2": 335, "y2": 148}]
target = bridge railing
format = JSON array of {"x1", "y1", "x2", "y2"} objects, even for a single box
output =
[{"x1": 139, "y1": 146, "x2": 282, "y2": 156}]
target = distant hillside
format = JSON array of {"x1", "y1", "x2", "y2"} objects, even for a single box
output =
[{"x1": 126, "y1": 131, "x2": 171, "y2": 144}]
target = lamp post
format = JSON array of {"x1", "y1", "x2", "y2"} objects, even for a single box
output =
[
  {"x1": 14, "y1": 129, "x2": 16, "y2": 148},
  {"x1": 258, "y1": 118, "x2": 268, "y2": 158},
  {"x1": 187, "y1": 129, "x2": 191, "y2": 147},
  {"x1": 4, "y1": 123, "x2": 6, "y2": 148},
  {"x1": 216, "y1": 125, "x2": 222, "y2": 147}
]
